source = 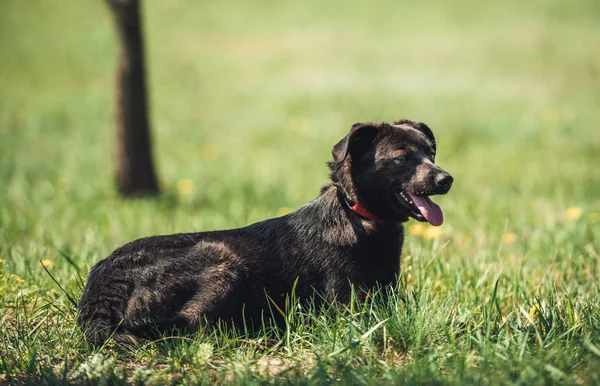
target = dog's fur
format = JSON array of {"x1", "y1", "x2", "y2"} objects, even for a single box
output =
[{"x1": 77, "y1": 119, "x2": 453, "y2": 344}]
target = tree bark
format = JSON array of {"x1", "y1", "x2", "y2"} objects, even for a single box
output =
[{"x1": 107, "y1": 0, "x2": 159, "y2": 196}]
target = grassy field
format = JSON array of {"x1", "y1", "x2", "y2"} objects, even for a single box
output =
[{"x1": 1, "y1": 0, "x2": 600, "y2": 384}]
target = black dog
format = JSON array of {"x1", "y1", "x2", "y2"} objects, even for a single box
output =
[{"x1": 77, "y1": 119, "x2": 453, "y2": 344}]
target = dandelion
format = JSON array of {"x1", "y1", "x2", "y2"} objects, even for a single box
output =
[
  {"x1": 529, "y1": 304, "x2": 540, "y2": 320},
  {"x1": 565, "y1": 206, "x2": 582, "y2": 221},
  {"x1": 408, "y1": 223, "x2": 425, "y2": 236},
  {"x1": 424, "y1": 226, "x2": 443, "y2": 240},
  {"x1": 176, "y1": 179, "x2": 194, "y2": 196},
  {"x1": 589, "y1": 212, "x2": 598, "y2": 224},
  {"x1": 276, "y1": 207, "x2": 293, "y2": 217},
  {"x1": 502, "y1": 232, "x2": 518, "y2": 245},
  {"x1": 40, "y1": 259, "x2": 52, "y2": 267},
  {"x1": 10, "y1": 274, "x2": 25, "y2": 284}
]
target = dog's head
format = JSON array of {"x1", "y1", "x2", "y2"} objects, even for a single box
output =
[{"x1": 330, "y1": 119, "x2": 453, "y2": 226}]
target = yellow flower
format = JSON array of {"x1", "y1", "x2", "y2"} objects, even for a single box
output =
[
  {"x1": 276, "y1": 207, "x2": 293, "y2": 217},
  {"x1": 424, "y1": 226, "x2": 443, "y2": 240},
  {"x1": 408, "y1": 223, "x2": 425, "y2": 236},
  {"x1": 529, "y1": 304, "x2": 539, "y2": 320},
  {"x1": 0, "y1": 259, "x2": 4, "y2": 264},
  {"x1": 40, "y1": 259, "x2": 52, "y2": 267},
  {"x1": 589, "y1": 212, "x2": 599, "y2": 224},
  {"x1": 565, "y1": 207, "x2": 582, "y2": 221},
  {"x1": 502, "y1": 232, "x2": 518, "y2": 245},
  {"x1": 10, "y1": 274, "x2": 25, "y2": 284},
  {"x1": 176, "y1": 179, "x2": 194, "y2": 196}
]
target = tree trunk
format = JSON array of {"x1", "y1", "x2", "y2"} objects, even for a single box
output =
[{"x1": 107, "y1": 0, "x2": 159, "y2": 196}]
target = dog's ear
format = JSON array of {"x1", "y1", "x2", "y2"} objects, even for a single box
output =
[
  {"x1": 331, "y1": 123, "x2": 380, "y2": 164},
  {"x1": 413, "y1": 122, "x2": 436, "y2": 152}
]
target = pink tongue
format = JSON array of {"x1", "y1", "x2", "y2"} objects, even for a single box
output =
[{"x1": 407, "y1": 193, "x2": 444, "y2": 226}]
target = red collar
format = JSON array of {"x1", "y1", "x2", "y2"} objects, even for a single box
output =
[
  {"x1": 332, "y1": 181, "x2": 383, "y2": 222},
  {"x1": 350, "y1": 202, "x2": 382, "y2": 222}
]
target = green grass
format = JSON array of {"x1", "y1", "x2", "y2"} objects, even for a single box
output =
[{"x1": 1, "y1": 0, "x2": 600, "y2": 384}]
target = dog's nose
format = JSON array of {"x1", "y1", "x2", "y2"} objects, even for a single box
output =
[{"x1": 435, "y1": 172, "x2": 454, "y2": 188}]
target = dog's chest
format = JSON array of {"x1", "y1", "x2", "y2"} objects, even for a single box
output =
[{"x1": 360, "y1": 227, "x2": 404, "y2": 277}]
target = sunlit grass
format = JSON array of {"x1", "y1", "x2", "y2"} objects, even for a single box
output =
[{"x1": 1, "y1": 0, "x2": 599, "y2": 384}]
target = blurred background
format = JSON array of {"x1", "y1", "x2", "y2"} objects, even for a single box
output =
[
  {"x1": 0, "y1": 0, "x2": 599, "y2": 270},
  {"x1": 1, "y1": 2, "x2": 600, "y2": 381}
]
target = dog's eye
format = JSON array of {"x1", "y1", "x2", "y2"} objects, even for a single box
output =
[{"x1": 396, "y1": 155, "x2": 406, "y2": 162}]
